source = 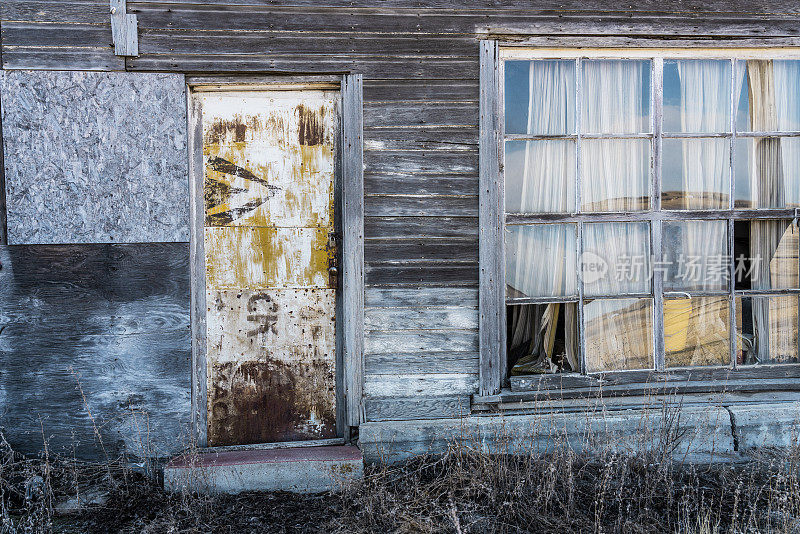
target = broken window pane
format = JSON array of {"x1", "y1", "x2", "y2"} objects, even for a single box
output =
[
  {"x1": 736, "y1": 296, "x2": 799, "y2": 365},
  {"x1": 734, "y1": 137, "x2": 800, "y2": 209},
  {"x1": 665, "y1": 296, "x2": 730, "y2": 368},
  {"x1": 663, "y1": 59, "x2": 732, "y2": 134},
  {"x1": 663, "y1": 220, "x2": 729, "y2": 292},
  {"x1": 662, "y1": 138, "x2": 730, "y2": 210},
  {"x1": 584, "y1": 298, "x2": 654, "y2": 372},
  {"x1": 506, "y1": 224, "x2": 578, "y2": 299},
  {"x1": 582, "y1": 59, "x2": 651, "y2": 134},
  {"x1": 581, "y1": 139, "x2": 651, "y2": 211},
  {"x1": 505, "y1": 140, "x2": 575, "y2": 213},
  {"x1": 734, "y1": 220, "x2": 799, "y2": 290},
  {"x1": 736, "y1": 60, "x2": 800, "y2": 133},
  {"x1": 504, "y1": 59, "x2": 576, "y2": 135},
  {"x1": 582, "y1": 222, "x2": 651, "y2": 297},
  {"x1": 507, "y1": 303, "x2": 579, "y2": 375}
]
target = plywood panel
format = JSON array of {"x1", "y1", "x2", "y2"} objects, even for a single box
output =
[
  {"x1": 0, "y1": 70, "x2": 188, "y2": 244},
  {"x1": 0, "y1": 243, "x2": 190, "y2": 460}
]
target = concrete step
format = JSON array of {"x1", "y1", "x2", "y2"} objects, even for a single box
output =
[{"x1": 163, "y1": 445, "x2": 363, "y2": 494}]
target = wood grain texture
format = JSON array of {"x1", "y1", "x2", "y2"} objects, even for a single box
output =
[
  {"x1": 0, "y1": 70, "x2": 188, "y2": 244},
  {"x1": 341, "y1": 74, "x2": 365, "y2": 428},
  {"x1": 365, "y1": 395, "x2": 470, "y2": 422},
  {"x1": 478, "y1": 39, "x2": 503, "y2": 396},
  {"x1": 0, "y1": 243, "x2": 191, "y2": 460},
  {"x1": 110, "y1": 0, "x2": 139, "y2": 56}
]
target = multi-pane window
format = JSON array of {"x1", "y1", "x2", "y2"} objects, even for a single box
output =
[{"x1": 501, "y1": 50, "x2": 800, "y2": 379}]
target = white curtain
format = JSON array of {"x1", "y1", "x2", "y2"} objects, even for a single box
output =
[
  {"x1": 746, "y1": 60, "x2": 800, "y2": 362},
  {"x1": 583, "y1": 222, "x2": 650, "y2": 297},
  {"x1": 507, "y1": 224, "x2": 576, "y2": 299},
  {"x1": 506, "y1": 140, "x2": 574, "y2": 213},
  {"x1": 582, "y1": 61, "x2": 649, "y2": 211}
]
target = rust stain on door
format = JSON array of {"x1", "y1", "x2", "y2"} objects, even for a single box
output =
[{"x1": 200, "y1": 90, "x2": 339, "y2": 446}]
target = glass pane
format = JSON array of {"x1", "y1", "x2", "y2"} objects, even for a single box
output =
[
  {"x1": 737, "y1": 296, "x2": 799, "y2": 365},
  {"x1": 582, "y1": 222, "x2": 651, "y2": 297},
  {"x1": 504, "y1": 59, "x2": 576, "y2": 135},
  {"x1": 662, "y1": 138, "x2": 730, "y2": 210},
  {"x1": 736, "y1": 60, "x2": 800, "y2": 132},
  {"x1": 734, "y1": 220, "x2": 799, "y2": 291},
  {"x1": 663, "y1": 220, "x2": 729, "y2": 292},
  {"x1": 581, "y1": 139, "x2": 650, "y2": 211},
  {"x1": 505, "y1": 140, "x2": 575, "y2": 213},
  {"x1": 665, "y1": 296, "x2": 730, "y2": 368},
  {"x1": 734, "y1": 137, "x2": 800, "y2": 209},
  {"x1": 507, "y1": 303, "x2": 579, "y2": 375},
  {"x1": 663, "y1": 59, "x2": 732, "y2": 133},
  {"x1": 582, "y1": 59, "x2": 651, "y2": 134},
  {"x1": 584, "y1": 298, "x2": 654, "y2": 372},
  {"x1": 506, "y1": 224, "x2": 577, "y2": 299}
]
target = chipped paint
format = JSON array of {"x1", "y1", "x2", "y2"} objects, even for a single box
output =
[{"x1": 200, "y1": 90, "x2": 339, "y2": 446}]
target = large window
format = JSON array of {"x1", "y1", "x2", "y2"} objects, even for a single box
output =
[{"x1": 492, "y1": 49, "x2": 799, "y2": 390}]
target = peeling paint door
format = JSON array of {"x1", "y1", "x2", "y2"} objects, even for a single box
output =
[{"x1": 198, "y1": 89, "x2": 338, "y2": 446}]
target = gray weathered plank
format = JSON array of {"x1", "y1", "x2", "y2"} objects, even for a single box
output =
[
  {"x1": 365, "y1": 396, "x2": 471, "y2": 422},
  {"x1": 365, "y1": 195, "x2": 478, "y2": 217},
  {"x1": 111, "y1": 0, "x2": 139, "y2": 56},
  {"x1": 187, "y1": 90, "x2": 207, "y2": 448},
  {"x1": 365, "y1": 373, "x2": 478, "y2": 397},
  {"x1": 2, "y1": 22, "x2": 113, "y2": 47},
  {"x1": 365, "y1": 217, "x2": 478, "y2": 239},
  {"x1": 364, "y1": 128, "x2": 477, "y2": 152},
  {"x1": 365, "y1": 262, "x2": 478, "y2": 287},
  {"x1": 1, "y1": 47, "x2": 124, "y2": 71},
  {"x1": 365, "y1": 239, "x2": 476, "y2": 264},
  {"x1": 364, "y1": 150, "x2": 477, "y2": 175},
  {"x1": 478, "y1": 39, "x2": 503, "y2": 396},
  {"x1": 365, "y1": 306, "x2": 478, "y2": 330},
  {"x1": 366, "y1": 287, "x2": 478, "y2": 308},
  {"x1": 342, "y1": 73, "x2": 366, "y2": 429},
  {"x1": 363, "y1": 102, "x2": 478, "y2": 129},
  {"x1": 365, "y1": 352, "x2": 479, "y2": 375},
  {"x1": 365, "y1": 330, "x2": 478, "y2": 354},
  {"x1": 1, "y1": 1, "x2": 112, "y2": 24},
  {"x1": 365, "y1": 174, "x2": 478, "y2": 196},
  {"x1": 364, "y1": 80, "x2": 478, "y2": 102}
]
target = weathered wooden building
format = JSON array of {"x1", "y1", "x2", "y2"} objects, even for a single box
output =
[{"x1": 1, "y1": 0, "x2": 800, "y2": 482}]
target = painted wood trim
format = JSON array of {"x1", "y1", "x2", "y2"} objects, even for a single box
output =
[
  {"x1": 187, "y1": 87, "x2": 208, "y2": 447},
  {"x1": 341, "y1": 73, "x2": 366, "y2": 429},
  {"x1": 478, "y1": 39, "x2": 504, "y2": 396},
  {"x1": 110, "y1": 0, "x2": 138, "y2": 56}
]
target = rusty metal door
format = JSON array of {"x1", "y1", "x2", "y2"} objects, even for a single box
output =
[{"x1": 198, "y1": 89, "x2": 338, "y2": 446}]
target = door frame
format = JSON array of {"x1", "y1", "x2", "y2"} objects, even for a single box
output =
[{"x1": 185, "y1": 74, "x2": 364, "y2": 448}]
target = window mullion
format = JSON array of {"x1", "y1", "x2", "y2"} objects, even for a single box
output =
[
  {"x1": 575, "y1": 57, "x2": 586, "y2": 375},
  {"x1": 652, "y1": 57, "x2": 665, "y2": 372},
  {"x1": 729, "y1": 58, "x2": 738, "y2": 369}
]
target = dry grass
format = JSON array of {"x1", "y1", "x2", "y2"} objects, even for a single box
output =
[{"x1": 1, "y1": 429, "x2": 800, "y2": 533}]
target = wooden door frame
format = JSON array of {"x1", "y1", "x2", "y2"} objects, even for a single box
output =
[{"x1": 185, "y1": 74, "x2": 364, "y2": 448}]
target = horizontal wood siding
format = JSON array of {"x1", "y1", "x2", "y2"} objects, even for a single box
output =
[
  {"x1": 0, "y1": 243, "x2": 191, "y2": 459},
  {"x1": 3, "y1": 1, "x2": 798, "y2": 424},
  {"x1": 1, "y1": 1, "x2": 123, "y2": 70}
]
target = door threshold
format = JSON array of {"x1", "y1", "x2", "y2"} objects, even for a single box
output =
[{"x1": 200, "y1": 437, "x2": 346, "y2": 453}]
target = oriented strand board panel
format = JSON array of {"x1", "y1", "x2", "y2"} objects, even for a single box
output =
[{"x1": 0, "y1": 70, "x2": 189, "y2": 244}]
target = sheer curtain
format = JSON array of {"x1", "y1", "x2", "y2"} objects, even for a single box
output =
[
  {"x1": 677, "y1": 60, "x2": 730, "y2": 209},
  {"x1": 746, "y1": 60, "x2": 799, "y2": 362},
  {"x1": 582, "y1": 60, "x2": 649, "y2": 211}
]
